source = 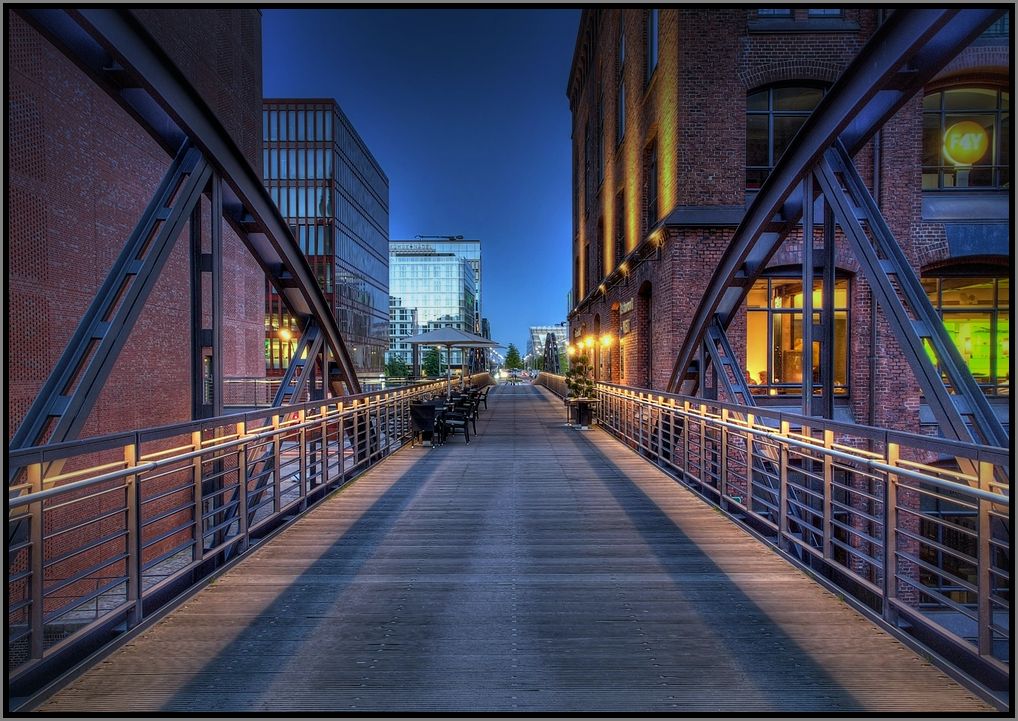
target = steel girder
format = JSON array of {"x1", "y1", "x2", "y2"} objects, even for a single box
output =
[
  {"x1": 666, "y1": 8, "x2": 1006, "y2": 437},
  {"x1": 9, "y1": 144, "x2": 210, "y2": 455},
  {"x1": 15, "y1": 8, "x2": 361, "y2": 407},
  {"x1": 544, "y1": 333, "x2": 561, "y2": 375}
]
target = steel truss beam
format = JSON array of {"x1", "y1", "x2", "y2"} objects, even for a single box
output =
[
  {"x1": 544, "y1": 333, "x2": 561, "y2": 375},
  {"x1": 666, "y1": 8, "x2": 1007, "y2": 449},
  {"x1": 10, "y1": 144, "x2": 210, "y2": 454},
  {"x1": 14, "y1": 8, "x2": 361, "y2": 411},
  {"x1": 817, "y1": 145, "x2": 1008, "y2": 448}
]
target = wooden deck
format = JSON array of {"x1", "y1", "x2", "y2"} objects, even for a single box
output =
[{"x1": 36, "y1": 384, "x2": 995, "y2": 713}]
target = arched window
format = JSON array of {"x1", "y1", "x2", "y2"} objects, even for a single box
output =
[
  {"x1": 746, "y1": 84, "x2": 826, "y2": 189},
  {"x1": 745, "y1": 273, "x2": 850, "y2": 396},
  {"x1": 921, "y1": 266, "x2": 1009, "y2": 395},
  {"x1": 922, "y1": 86, "x2": 1009, "y2": 190}
]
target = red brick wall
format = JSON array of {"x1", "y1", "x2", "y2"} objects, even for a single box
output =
[
  {"x1": 568, "y1": 9, "x2": 1008, "y2": 438},
  {"x1": 7, "y1": 11, "x2": 265, "y2": 443}
]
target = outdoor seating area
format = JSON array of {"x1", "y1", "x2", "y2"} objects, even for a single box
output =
[{"x1": 409, "y1": 384, "x2": 491, "y2": 447}]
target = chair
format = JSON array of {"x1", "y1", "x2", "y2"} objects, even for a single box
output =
[
  {"x1": 410, "y1": 403, "x2": 440, "y2": 447},
  {"x1": 442, "y1": 407, "x2": 470, "y2": 444},
  {"x1": 477, "y1": 385, "x2": 491, "y2": 410},
  {"x1": 454, "y1": 396, "x2": 478, "y2": 435}
]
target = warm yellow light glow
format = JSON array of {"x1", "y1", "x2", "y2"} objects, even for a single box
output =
[
  {"x1": 943, "y1": 121, "x2": 989, "y2": 166},
  {"x1": 567, "y1": 345, "x2": 577, "y2": 357},
  {"x1": 600, "y1": 333, "x2": 613, "y2": 347},
  {"x1": 279, "y1": 328, "x2": 292, "y2": 341},
  {"x1": 584, "y1": 336, "x2": 594, "y2": 349}
]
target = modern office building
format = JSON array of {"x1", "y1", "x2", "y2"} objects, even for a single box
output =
[
  {"x1": 394, "y1": 236, "x2": 482, "y2": 332},
  {"x1": 8, "y1": 9, "x2": 266, "y2": 439},
  {"x1": 263, "y1": 99, "x2": 390, "y2": 385},
  {"x1": 388, "y1": 241, "x2": 478, "y2": 367},
  {"x1": 566, "y1": 8, "x2": 1010, "y2": 434},
  {"x1": 387, "y1": 298, "x2": 419, "y2": 368}
]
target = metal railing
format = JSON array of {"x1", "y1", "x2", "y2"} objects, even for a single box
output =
[
  {"x1": 536, "y1": 374, "x2": 1010, "y2": 691},
  {"x1": 7, "y1": 374, "x2": 494, "y2": 691}
]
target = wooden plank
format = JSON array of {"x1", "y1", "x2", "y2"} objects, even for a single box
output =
[{"x1": 35, "y1": 384, "x2": 995, "y2": 713}]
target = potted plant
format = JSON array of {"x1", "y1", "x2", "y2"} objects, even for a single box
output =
[{"x1": 564, "y1": 349, "x2": 596, "y2": 428}]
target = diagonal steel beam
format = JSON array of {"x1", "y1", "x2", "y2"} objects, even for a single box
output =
[
  {"x1": 10, "y1": 144, "x2": 209, "y2": 456},
  {"x1": 667, "y1": 8, "x2": 1006, "y2": 396},
  {"x1": 16, "y1": 7, "x2": 360, "y2": 399}
]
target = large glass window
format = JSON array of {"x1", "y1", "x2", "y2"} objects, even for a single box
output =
[
  {"x1": 922, "y1": 274, "x2": 1010, "y2": 395},
  {"x1": 922, "y1": 87, "x2": 1009, "y2": 190},
  {"x1": 746, "y1": 84, "x2": 825, "y2": 189},
  {"x1": 745, "y1": 277, "x2": 850, "y2": 396}
]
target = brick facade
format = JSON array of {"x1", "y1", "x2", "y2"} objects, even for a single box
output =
[
  {"x1": 7, "y1": 10, "x2": 265, "y2": 443},
  {"x1": 567, "y1": 9, "x2": 1011, "y2": 435}
]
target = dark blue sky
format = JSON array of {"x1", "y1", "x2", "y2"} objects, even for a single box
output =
[{"x1": 263, "y1": 9, "x2": 580, "y2": 354}]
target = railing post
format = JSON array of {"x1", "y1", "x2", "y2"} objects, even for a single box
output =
[
  {"x1": 125, "y1": 436, "x2": 143, "y2": 627},
  {"x1": 779, "y1": 419, "x2": 790, "y2": 545},
  {"x1": 977, "y1": 459, "x2": 993, "y2": 658},
  {"x1": 720, "y1": 408, "x2": 729, "y2": 508},
  {"x1": 272, "y1": 413, "x2": 282, "y2": 515},
  {"x1": 191, "y1": 430, "x2": 205, "y2": 561},
  {"x1": 745, "y1": 412, "x2": 755, "y2": 514},
  {"x1": 338, "y1": 402, "x2": 346, "y2": 481},
  {"x1": 28, "y1": 462, "x2": 44, "y2": 661},
  {"x1": 699, "y1": 403, "x2": 708, "y2": 488},
  {"x1": 319, "y1": 406, "x2": 330, "y2": 488},
  {"x1": 297, "y1": 408, "x2": 307, "y2": 504},
  {"x1": 883, "y1": 441, "x2": 899, "y2": 625},
  {"x1": 682, "y1": 400, "x2": 691, "y2": 481},
  {"x1": 823, "y1": 429, "x2": 834, "y2": 559},
  {"x1": 236, "y1": 420, "x2": 249, "y2": 554}
]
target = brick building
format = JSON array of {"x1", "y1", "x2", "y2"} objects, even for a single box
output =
[
  {"x1": 7, "y1": 9, "x2": 266, "y2": 441},
  {"x1": 566, "y1": 8, "x2": 1010, "y2": 434}
]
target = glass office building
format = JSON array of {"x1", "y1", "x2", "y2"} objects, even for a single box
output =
[
  {"x1": 388, "y1": 241, "x2": 478, "y2": 366},
  {"x1": 262, "y1": 99, "x2": 390, "y2": 384},
  {"x1": 392, "y1": 237, "x2": 482, "y2": 333}
]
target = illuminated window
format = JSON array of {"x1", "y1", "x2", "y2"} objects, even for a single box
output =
[
  {"x1": 745, "y1": 276, "x2": 850, "y2": 396},
  {"x1": 922, "y1": 87, "x2": 1009, "y2": 190},
  {"x1": 746, "y1": 84, "x2": 826, "y2": 189},
  {"x1": 757, "y1": 8, "x2": 792, "y2": 17},
  {"x1": 922, "y1": 273, "x2": 1010, "y2": 395}
]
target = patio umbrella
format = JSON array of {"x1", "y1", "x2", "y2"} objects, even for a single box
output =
[{"x1": 401, "y1": 327, "x2": 501, "y2": 398}]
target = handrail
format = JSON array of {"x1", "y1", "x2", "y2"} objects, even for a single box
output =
[
  {"x1": 591, "y1": 379, "x2": 1010, "y2": 695},
  {"x1": 6, "y1": 374, "x2": 491, "y2": 694}
]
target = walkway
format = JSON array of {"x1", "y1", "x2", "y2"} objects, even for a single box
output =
[{"x1": 36, "y1": 385, "x2": 994, "y2": 713}]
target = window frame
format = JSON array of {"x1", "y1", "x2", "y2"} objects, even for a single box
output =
[
  {"x1": 922, "y1": 271, "x2": 1010, "y2": 395},
  {"x1": 645, "y1": 9, "x2": 659, "y2": 88},
  {"x1": 745, "y1": 273, "x2": 852, "y2": 397},
  {"x1": 746, "y1": 82, "x2": 827, "y2": 190},
  {"x1": 921, "y1": 85, "x2": 1009, "y2": 192}
]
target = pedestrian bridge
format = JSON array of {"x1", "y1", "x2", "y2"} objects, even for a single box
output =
[{"x1": 9, "y1": 382, "x2": 1006, "y2": 713}]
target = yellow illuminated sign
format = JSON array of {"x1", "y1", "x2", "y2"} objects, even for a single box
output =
[{"x1": 943, "y1": 121, "x2": 989, "y2": 166}]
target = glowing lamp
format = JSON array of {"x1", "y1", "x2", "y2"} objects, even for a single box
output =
[
  {"x1": 600, "y1": 333, "x2": 613, "y2": 347},
  {"x1": 584, "y1": 337, "x2": 594, "y2": 349},
  {"x1": 279, "y1": 328, "x2": 292, "y2": 341},
  {"x1": 567, "y1": 345, "x2": 576, "y2": 357},
  {"x1": 943, "y1": 121, "x2": 989, "y2": 166}
]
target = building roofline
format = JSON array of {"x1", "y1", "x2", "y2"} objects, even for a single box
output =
[{"x1": 565, "y1": 9, "x2": 592, "y2": 107}]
